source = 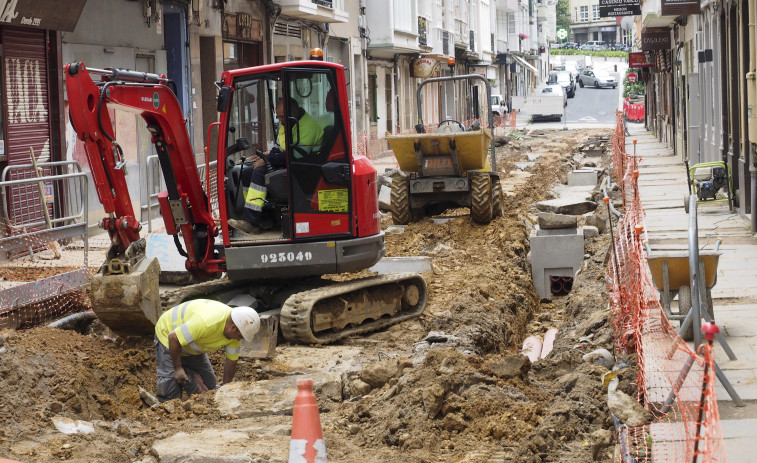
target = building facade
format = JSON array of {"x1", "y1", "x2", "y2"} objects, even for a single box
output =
[{"x1": 639, "y1": 0, "x2": 755, "y2": 226}]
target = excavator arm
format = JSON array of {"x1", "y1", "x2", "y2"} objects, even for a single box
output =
[
  {"x1": 64, "y1": 62, "x2": 220, "y2": 335},
  {"x1": 64, "y1": 62, "x2": 218, "y2": 277}
]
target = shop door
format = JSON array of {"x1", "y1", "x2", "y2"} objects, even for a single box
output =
[{"x1": 2, "y1": 28, "x2": 53, "y2": 227}]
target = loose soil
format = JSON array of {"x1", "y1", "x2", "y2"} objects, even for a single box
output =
[{"x1": 0, "y1": 129, "x2": 637, "y2": 462}]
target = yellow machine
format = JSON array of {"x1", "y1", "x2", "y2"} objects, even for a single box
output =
[{"x1": 386, "y1": 74, "x2": 504, "y2": 224}]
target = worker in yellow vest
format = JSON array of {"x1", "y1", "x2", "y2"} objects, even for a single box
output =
[{"x1": 154, "y1": 299, "x2": 260, "y2": 402}]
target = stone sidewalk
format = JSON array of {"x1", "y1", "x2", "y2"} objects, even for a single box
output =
[{"x1": 628, "y1": 122, "x2": 757, "y2": 462}]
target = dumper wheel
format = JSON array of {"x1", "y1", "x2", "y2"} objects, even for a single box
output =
[
  {"x1": 470, "y1": 172, "x2": 493, "y2": 224},
  {"x1": 492, "y1": 177, "x2": 505, "y2": 218},
  {"x1": 391, "y1": 175, "x2": 413, "y2": 225},
  {"x1": 678, "y1": 285, "x2": 693, "y2": 341}
]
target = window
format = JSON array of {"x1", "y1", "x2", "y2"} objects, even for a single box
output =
[
  {"x1": 579, "y1": 6, "x2": 588, "y2": 22},
  {"x1": 592, "y1": 5, "x2": 600, "y2": 21},
  {"x1": 394, "y1": 0, "x2": 415, "y2": 33},
  {"x1": 508, "y1": 13, "x2": 515, "y2": 34}
]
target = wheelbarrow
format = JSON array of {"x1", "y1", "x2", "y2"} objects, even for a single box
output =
[{"x1": 645, "y1": 240, "x2": 722, "y2": 341}]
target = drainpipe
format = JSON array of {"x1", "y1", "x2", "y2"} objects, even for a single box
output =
[
  {"x1": 747, "y1": 0, "x2": 757, "y2": 232},
  {"x1": 394, "y1": 54, "x2": 401, "y2": 132}
]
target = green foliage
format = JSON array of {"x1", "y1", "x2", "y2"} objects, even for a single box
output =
[
  {"x1": 550, "y1": 49, "x2": 629, "y2": 59},
  {"x1": 556, "y1": 0, "x2": 570, "y2": 32},
  {"x1": 623, "y1": 68, "x2": 645, "y2": 98}
]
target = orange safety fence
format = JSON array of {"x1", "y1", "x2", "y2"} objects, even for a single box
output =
[{"x1": 608, "y1": 110, "x2": 725, "y2": 462}]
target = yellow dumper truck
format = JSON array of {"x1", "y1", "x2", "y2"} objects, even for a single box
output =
[{"x1": 387, "y1": 74, "x2": 504, "y2": 224}]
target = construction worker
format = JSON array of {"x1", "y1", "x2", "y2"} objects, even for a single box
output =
[
  {"x1": 154, "y1": 299, "x2": 260, "y2": 402},
  {"x1": 229, "y1": 97, "x2": 323, "y2": 234}
]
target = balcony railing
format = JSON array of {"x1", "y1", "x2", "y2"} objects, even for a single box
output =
[
  {"x1": 418, "y1": 16, "x2": 428, "y2": 46},
  {"x1": 313, "y1": 0, "x2": 332, "y2": 7}
]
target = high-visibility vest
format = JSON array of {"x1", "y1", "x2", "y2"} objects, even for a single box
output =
[{"x1": 155, "y1": 299, "x2": 241, "y2": 361}]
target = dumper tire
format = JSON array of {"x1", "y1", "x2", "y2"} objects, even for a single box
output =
[
  {"x1": 491, "y1": 177, "x2": 505, "y2": 218},
  {"x1": 391, "y1": 175, "x2": 413, "y2": 225},
  {"x1": 677, "y1": 285, "x2": 693, "y2": 341},
  {"x1": 470, "y1": 172, "x2": 493, "y2": 224}
]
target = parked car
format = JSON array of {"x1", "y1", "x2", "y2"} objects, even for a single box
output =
[
  {"x1": 543, "y1": 84, "x2": 567, "y2": 107},
  {"x1": 580, "y1": 40, "x2": 607, "y2": 51},
  {"x1": 578, "y1": 69, "x2": 617, "y2": 88},
  {"x1": 555, "y1": 70, "x2": 576, "y2": 98},
  {"x1": 562, "y1": 42, "x2": 579, "y2": 49}
]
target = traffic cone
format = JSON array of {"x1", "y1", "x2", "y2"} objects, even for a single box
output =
[{"x1": 288, "y1": 378, "x2": 327, "y2": 463}]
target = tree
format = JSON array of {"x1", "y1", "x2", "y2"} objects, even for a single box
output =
[{"x1": 556, "y1": 0, "x2": 570, "y2": 33}]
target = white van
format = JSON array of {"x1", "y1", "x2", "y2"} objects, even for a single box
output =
[
  {"x1": 580, "y1": 41, "x2": 607, "y2": 51},
  {"x1": 491, "y1": 94, "x2": 507, "y2": 115}
]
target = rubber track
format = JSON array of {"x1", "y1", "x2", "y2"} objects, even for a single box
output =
[
  {"x1": 470, "y1": 172, "x2": 493, "y2": 223},
  {"x1": 280, "y1": 272, "x2": 427, "y2": 344}
]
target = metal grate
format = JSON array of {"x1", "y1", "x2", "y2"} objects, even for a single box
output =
[
  {"x1": 491, "y1": 33, "x2": 495, "y2": 52},
  {"x1": 442, "y1": 31, "x2": 449, "y2": 55},
  {"x1": 470, "y1": 30, "x2": 475, "y2": 51},
  {"x1": 274, "y1": 22, "x2": 302, "y2": 38},
  {"x1": 313, "y1": 0, "x2": 333, "y2": 7}
]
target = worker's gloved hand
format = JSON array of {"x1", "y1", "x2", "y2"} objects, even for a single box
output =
[{"x1": 174, "y1": 367, "x2": 190, "y2": 386}]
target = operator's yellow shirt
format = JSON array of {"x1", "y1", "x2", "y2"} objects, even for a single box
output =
[
  {"x1": 277, "y1": 111, "x2": 324, "y2": 151},
  {"x1": 155, "y1": 299, "x2": 241, "y2": 361}
]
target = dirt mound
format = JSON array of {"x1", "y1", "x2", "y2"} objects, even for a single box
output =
[{"x1": 0, "y1": 328, "x2": 153, "y2": 428}]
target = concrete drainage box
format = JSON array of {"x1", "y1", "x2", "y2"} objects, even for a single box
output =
[{"x1": 529, "y1": 227, "x2": 584, "y2": 298}]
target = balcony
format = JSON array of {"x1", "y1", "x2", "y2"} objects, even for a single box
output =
[{"x1": 277, "y1": 0, "x2": 348, "y2": 23}]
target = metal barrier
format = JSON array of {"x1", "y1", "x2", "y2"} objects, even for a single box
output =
[
  {"x1": 0, "y1": 161, "x2": 89, "y2": 327},
  {"x1": 145, "y1": 155, "x2": 218, "y2": 232}
]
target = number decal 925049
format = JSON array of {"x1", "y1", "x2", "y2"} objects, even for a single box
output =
[{"x1": 260, "y1": 251, "x2": 313, "y2": 264}]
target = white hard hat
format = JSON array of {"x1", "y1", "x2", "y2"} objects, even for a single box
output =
[{"x1": 231, "y1": 306, "x2": 260, "y2": 343}]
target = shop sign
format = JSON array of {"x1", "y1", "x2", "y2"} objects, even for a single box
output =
[
  {"x1": 223, "y1": 13, "x2": 263, "y2": 41},
  {"x1": 599, "y1": 0, "x2": 641, "y2": 18},
  {"x1": 661, "y1": 0, "x2": 701, "y2": 16},
  {"x1": 629, "y1": 52, "x2": 653, "y2": 67},
  {"x1": 411, "y1": 58, "x2": 438, "y2": 78},
  {"x1": 641, "y1": 28, "x2": 670, "y2": 51},
  {"x1": 0, "y1": 0, "x2": 87, "y2": 31}
]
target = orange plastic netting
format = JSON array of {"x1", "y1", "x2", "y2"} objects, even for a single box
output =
[{"x1": 608, "y1": 111, "x2": 725, "y2": 462}]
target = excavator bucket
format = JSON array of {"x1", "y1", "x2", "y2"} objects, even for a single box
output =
[{"x1": 89, "y1": 256, "x2": 162, "y2": 336}]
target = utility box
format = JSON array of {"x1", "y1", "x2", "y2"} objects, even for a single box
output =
[{"x1": 529, "y1": 227, "x2": 584, "y2": 298}]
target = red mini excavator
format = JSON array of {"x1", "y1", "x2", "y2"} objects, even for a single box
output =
[{"x1": 64, "y1": 60, "x2": 425, "y2": 345}]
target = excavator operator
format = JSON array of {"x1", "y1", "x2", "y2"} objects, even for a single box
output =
[
  {"x1": 229, "y1": 97, "x2": 323, "y2": 235},
  {"x1": 154, "y1": 300, "x2": 260, "y2": 402}
]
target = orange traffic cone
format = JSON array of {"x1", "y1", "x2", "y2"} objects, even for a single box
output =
[{"x1": 288, "y1": 378, "x2": 327, "y2": 463}]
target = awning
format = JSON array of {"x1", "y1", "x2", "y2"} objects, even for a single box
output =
[
  {"x1": 513, "y1": 55, "x2": 538, "y2": 73},
  {"x1": 4, "y1": 0, "x2": 88, "y2": 32}
]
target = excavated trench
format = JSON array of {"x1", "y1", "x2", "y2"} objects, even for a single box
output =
[{"x1": 0, "y1": 128, "x2": 631, "y2": 462}]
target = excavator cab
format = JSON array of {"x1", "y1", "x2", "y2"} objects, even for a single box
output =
[
  {"x1": 217, "y1": 62, "x2": 384, "y2": 280},
  {"x1": 223, "y1": 69, "x2": 346, "y2": 236}
]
